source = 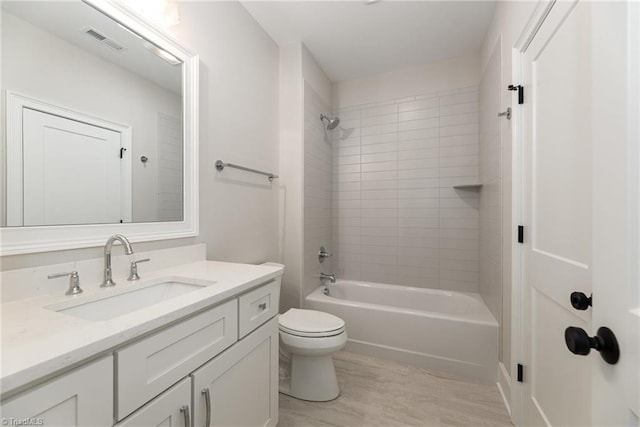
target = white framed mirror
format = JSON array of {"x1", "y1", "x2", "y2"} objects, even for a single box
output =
[{"x1": 0, "y1": 0, "x2": 199, "y2": 255}]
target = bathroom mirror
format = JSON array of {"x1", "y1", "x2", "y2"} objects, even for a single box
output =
[{"x1": 0, "y1": 0, "x2": 199, "y2": 255}]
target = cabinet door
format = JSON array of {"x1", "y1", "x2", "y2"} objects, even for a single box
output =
[
  {"x1": 115, "y1": 378, "x2": 191, "y2": 427},
  {"x1": 0, "y1": 356, "x2": 113, "y2": 426},
  {"x1": 192, "y1": 316, "x2": 279, "y2": 427}
]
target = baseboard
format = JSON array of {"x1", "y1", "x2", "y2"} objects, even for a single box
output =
[
  {"x1": 496, "y1": 362, "x2": 512, "y2": 416},
  {"x1": 345, "y1": 339, "x2": 497, "y2": 384}
]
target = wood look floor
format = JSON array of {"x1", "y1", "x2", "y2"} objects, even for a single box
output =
[{"x1": 278, "y1": 351, "x2": 513, "y2": 427}]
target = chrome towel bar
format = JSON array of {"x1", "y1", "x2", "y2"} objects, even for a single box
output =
[{"x1": 215, "y1": 160, "x2": 278, "y2": 182}]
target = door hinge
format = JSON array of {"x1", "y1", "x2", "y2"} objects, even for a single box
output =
[
  {"x1": 517, "y1": 364, "x2": 524, "y2": 382},
  {"x1": 508, "y1": 84, "x2": 524, "y2": 105},
  {"x1": 517, "y1": 225, "x2": 524, "y2": 244},
  {"x1": 120, "y1": 147, "x2": 127, "y2": 159}
]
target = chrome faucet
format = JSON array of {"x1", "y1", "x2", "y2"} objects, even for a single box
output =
[
  {"x1": 101, "y1": 234, "x2": 134, "y2": 287},
  {"x1": 320, "y1": 272, "x2": 336, "y2": 284}
]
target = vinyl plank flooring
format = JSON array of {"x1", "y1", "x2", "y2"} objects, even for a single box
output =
[{"x1": 278, "y1": 351, "x2": 512, "y2": 427}]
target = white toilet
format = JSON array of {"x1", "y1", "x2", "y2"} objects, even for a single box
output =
[{"x1": 279, "y1": 308, "x2": 347, "y2": 401}]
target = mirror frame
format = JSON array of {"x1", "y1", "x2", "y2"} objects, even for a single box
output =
[{"x1": 0, "y1": 0, "x2": 199, "y2": 256}]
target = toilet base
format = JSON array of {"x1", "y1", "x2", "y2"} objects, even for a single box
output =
[{"x1": 279, "y1": 354, "x2": 340, "y2": 401}]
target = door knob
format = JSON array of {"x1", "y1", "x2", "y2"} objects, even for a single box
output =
[
  {"x1": 570, "y1": 292, "x2": 592, "y2": 310},
  {"x1": 564, "y1": 326, "x2": 619, "y2": 364}
]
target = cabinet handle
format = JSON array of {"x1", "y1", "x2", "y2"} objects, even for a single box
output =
[
  {"x1": 202, "y1": 388, "x2": 211, "y2": 427},
  {"x1": 258, "y1": 302, "x2": 267, "y2": 311},
  {"x1": 180, "y1": 405, "x2": 191, "y2": 427}
]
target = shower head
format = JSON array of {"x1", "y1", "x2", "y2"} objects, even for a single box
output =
[{"x1": 320, "y1": 114, "x2": 340, "y2": 130}]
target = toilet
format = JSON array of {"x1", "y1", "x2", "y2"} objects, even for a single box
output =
[{"x1": 279, "y1": 308, "x2": 347, "y2": 401}]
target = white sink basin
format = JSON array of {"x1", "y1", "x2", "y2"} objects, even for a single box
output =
[{"x1": 48, "y1": 278, "x2": 211, "y2": 321}]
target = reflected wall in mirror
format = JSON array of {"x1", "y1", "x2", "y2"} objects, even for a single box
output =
[{"x1": 2, "y1": 0, "x2": 184, "y2": 227}]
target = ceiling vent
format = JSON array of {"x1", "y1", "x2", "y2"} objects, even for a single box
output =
[{"x1": 82, "y1": 27, "x2": 125, "y2": 52}]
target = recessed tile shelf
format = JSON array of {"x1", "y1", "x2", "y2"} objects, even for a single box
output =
[{"x1": 453, "y1": 183, "x2": 483, "y2": 190}]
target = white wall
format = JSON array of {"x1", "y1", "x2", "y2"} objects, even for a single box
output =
[
  {"x1": 278, "y1": 43, "x2": 304, "y2": 312},
  {"x1": 1, "y1": 11, "x2": 182, "y2": 224},
  {"x1": 303, "y1": 82, "x2": 333, "y2": 300},
  {"x1": 169, "y1": 2, "x2": 279, "y2": 264},
  {"x1": 0, "y1": 2, "x2": 280, "y2": 272},
  {"x1": 278, "y1": 42, "x2": 333, "y2": 311},
  {"x1": 480, "y1": 0, "x2": 538, "y2": 385},
  {"x1": 332, "y1": 52, "x2": 480, "y2": 109},
  {"x1": 479, "y1": 36, "x2": 503, "y2": 358}
]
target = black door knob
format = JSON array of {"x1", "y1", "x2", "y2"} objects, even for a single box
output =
[
  {"x1": 564, "y1": 326, "x2": 620, "y2": 364},
  {"x1": 570, "y1": 292, "x2": 592, "y2": 310}
]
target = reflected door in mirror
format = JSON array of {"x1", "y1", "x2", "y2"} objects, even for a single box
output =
[{"x1": 21, "y1": 108, "x2": 129, "y2": 226}]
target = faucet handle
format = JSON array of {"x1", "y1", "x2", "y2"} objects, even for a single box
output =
[
  {"x1": 318, "y1": 246, "x2": 333, "y2": 263},
  {"x1": 48, "y1": 271, "x2": 83, "y2": 296},
  {"x1": 128, "y1": 258, "x2": 150, "y2": 281}
]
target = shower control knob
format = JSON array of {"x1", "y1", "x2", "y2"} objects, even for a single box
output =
[
  {"x1": 564, "y1": 326, "x2": 619, "y2": 364},
  {"x1": 318, "y1": 246, "x2": 333, "y2": 263},
  {"x1": 570, "y1": 292, "x2": 592, "y2": 310}
]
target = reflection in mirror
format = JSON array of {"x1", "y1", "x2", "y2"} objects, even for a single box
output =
[{"x1": 1, "y1": 0, "x2": 184, "y2": 227}]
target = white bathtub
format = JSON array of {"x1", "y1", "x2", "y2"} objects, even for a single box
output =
[{"x1": 306, "y1": 280, "x2": 499, "y2": 382}]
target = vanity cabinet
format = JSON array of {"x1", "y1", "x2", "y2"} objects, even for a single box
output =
[
  {"x1": 1, "y1": 276, "x2": 281, "y2": 427},
  {"x1": 192, "y1": 316, "x2": 279, "y2": 427},
  {"x1": 0, "y1": 356, "x2": 113, "y2": 426}
]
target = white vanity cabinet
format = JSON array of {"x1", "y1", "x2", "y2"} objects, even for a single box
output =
[
  {"x1": 0, "y1": 356, "x2": 113, "y2": 426},
  {"x1": 1, "y1": 275, "x2": 282, "y2": 427},
  {"x1": 192, "y1": 316, "x2": 279, "y2": 427}
]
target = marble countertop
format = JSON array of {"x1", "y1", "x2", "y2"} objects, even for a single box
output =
[{"x1": 1, "y1": 260, "x2": 283, "y2": 398}]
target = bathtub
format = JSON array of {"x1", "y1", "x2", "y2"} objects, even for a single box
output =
[{"x1": 306, "y1": 280, "x2": 499, "y2": 382}]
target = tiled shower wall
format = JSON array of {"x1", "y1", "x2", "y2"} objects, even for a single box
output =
[
  {"x1": 303, "y1": 82, "x2": 333, "y2": 299},
  {"x1": 332, "y1": 87, "x2": 480, "y2": 292}
]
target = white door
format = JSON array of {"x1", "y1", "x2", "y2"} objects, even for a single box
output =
[
  {"x1": 22, "y1": 108, "x2": 123, "y2": 225},
  {"x1": 518, "y1": 1, "x2": 639, "y2": 425}
]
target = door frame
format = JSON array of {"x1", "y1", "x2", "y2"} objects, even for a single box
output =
[
  {"x1": 509, "y1": 1, "x2": 561, "y2": 425},
  {"x1": 5, "y1": 90, "x2": 133, "y2": 226}
]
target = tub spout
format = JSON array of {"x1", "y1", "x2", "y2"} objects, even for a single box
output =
[{"x1": 320, "y1": 272, "x2": 336, "y2": 284}]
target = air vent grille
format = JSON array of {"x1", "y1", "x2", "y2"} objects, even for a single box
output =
[{"x1": 82, "y1": 27, "x2": 125, "y2": 52}]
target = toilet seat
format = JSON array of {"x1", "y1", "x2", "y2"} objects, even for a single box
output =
[{"x1": 279, "y1": 308, "x2": 345, "y2": 338}]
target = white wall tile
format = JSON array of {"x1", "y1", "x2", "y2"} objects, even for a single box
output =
[
  {"x1": 399, "y1": 127, "x2": 439, "y2": 141},
  {"x1": 399, "y1": 117, "x2": 439, "y2": 132},
  {"x1": 331, "y1": 86, "x2": 480, "y2": 293},
  {"x1": 398, "y1": 97, "x2": 438, "y2": 112},
  {"x1": 399, "y1": 107, "x2": 439, "y2": 122},
  {"x1": 361, "y1": 152, "x2": 398, "y2": 163}
]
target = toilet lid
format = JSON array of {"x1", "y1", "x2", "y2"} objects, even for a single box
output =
[{"x1": 279, "y1": 308, "x2": 345, "y2": 336}]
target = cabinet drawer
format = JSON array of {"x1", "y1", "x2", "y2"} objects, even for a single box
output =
[
  {"x1": 115, "y1": 377, "x2": 191, "y2": 427},
  {"x1": 238, "y1": 280, "x2": 280, "y2": 338},
  {"x1": 115, "y1": 299, "x2": 238, "y2": 420}
]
